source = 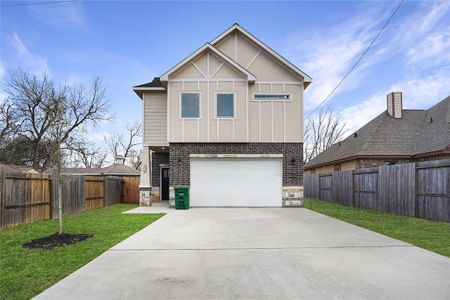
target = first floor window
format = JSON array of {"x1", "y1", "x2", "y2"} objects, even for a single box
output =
[
  {"x1": 216, "y1": 93, "x2": 234, "y2": 118},
  {"x1": 181, "y1": 93, "x2": 200, "y2": 118}
]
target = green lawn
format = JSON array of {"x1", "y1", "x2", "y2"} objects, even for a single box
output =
[
  {"x1": 0, "y1": 204, "x2": 164, "y2": 300},
  {"x1": 304, "y1": 198, "x2": 450, "y2": 257}
]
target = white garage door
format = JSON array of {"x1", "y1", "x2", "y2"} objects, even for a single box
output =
[{"x1": 190, "y1": 158, "x2": 282, "y2": 207}]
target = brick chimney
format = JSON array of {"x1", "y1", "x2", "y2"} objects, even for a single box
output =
[
  {"x1": 114, "y1": 155, "x2": 125, "y2": 165},
  {"x1": 387, "y1": 92, "x2": 403, "y2": 118}
]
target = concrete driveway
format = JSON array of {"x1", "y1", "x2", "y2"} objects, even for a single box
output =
[{"x1": 36, "y1": 208, "x2": 450, "y2": 300}]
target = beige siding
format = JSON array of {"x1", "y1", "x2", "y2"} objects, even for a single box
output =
[
  {"x1": 168, "y1": 49, "x2": 248, "y2": 143},
  {"x1": 143, "y1": 92, "x2": 168, "y2": 146},
  {"x1": 163, "y1": 30, "x2": 304, "y2": 143},
  {"x1": 248, "y1": 83, "x2": 303, "y2": 142},
  {"x1": 215, "y1": 32, "x2": 301, "y2": 82}
]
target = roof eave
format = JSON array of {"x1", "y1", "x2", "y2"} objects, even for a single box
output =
[
  {"x1": 304, "y1": 154, "x2": 412, "y2": 170},
  {"x1": 132, "y1": 87, "x2": 167, "y2": 100}
]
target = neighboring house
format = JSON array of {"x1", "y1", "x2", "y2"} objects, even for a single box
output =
[
  {"x1": 62, "y1": 156, "x2": 141, "y2": 204},
  {"x1": 305, "y1": 93, "x2": 450, "y2": 174},
  {"x1": 133, "y1": 24, "x2": 311, "y2": 207},
  {"x1": 0, "y1": 164, "x2": 39, "y2": 174},
  {"x1": 62, "y1": 156, "x2": 140, "y2": 177}
]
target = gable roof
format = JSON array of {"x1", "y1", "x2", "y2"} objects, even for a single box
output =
[
  {"x1": 305, "y1": 96, "x2": 450, "y2": 169},
  {"x1": 210, "y1": 23, "x2": 312, "y2": 88},
  {"x1": 62, "y1": 163, "x2": 140, "y2": 176},
  {"x1": 159, "y1": 43, "x2": 256, "y2": 81}
]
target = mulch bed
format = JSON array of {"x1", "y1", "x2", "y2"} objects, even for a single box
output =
[{"x1": 23, "y1": 233, "x2": 93, "y2": 249}]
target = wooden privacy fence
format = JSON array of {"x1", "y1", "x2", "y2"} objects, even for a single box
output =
[
  {"x1": 0, "y1": 173, "x2": 124, "y2": 229},
  {"x1": 85, "y1": 177, "x2": 105, "y2": 210},
  {"x1": 121, "y1": 176, "x2": 140, "y2": 204},
  {"x1": 304, "y1": 159, "x2": 450, "y2": 222},
  {"x1": 0, "y1": 173, "x2": 52, "y2": 228}
]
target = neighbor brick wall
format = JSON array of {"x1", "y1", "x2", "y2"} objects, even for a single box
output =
[
  {"x1": 151, "y1": 152, "x2": 169, "y2": 187},
  {"x1": 169, "y1": 143, "x2": 303, "y2": 187}
]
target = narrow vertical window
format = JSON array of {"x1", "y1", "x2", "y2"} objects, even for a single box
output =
[
  {"x1": 181, "y1": 93, "x2": 200, "y2": 118},
  {"x1": 216, "y1": 93, "x2": 234, "y2": 118}
]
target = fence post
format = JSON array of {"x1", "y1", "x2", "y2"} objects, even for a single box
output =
[
  {"x1": 414, "y1": 162, "x2": 419, "y2": 218},
  {"x1": 49, "y1": 176, "x2": 53, "y2": 219},
  {"x1": 317, "y1": 173, "x2": 322, "y2": 200},
  {"x1": 351, "y1": 170, "x2": 355, "y2": 207},
  {"x1": 0, "y1": 171, "x2": 4, "y2": 229}
]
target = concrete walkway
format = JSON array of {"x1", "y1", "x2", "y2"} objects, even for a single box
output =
[{"x1": 35, "y1": 208, "x2": 450, "y2": 300}]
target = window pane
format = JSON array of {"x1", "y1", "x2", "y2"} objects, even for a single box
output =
[
  {"x1": 181, "y1": 93, "x2": 199, "y2": 118},
  {"x1": 254, "y1": 94, "x2": 290, "y2": 100},
  {"x1": 217, "y1": 94, "x2": 234, "y2": 117}
]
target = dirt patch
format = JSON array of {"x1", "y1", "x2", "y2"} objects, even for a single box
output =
[{"x1": 23, "y1": 233, "x2": 93, "y2": 249}]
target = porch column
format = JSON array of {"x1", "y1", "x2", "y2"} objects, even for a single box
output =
[{"x1": 139, "y1": 146, "x2": 152, "y2": 206}]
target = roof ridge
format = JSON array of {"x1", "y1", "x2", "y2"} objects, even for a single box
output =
[
  {"x1": 159, "y1": 43, "x2": 256, "y2": 81},
  {"x1": 210, "y1": 23, "x2": 312, "y2": 84}
]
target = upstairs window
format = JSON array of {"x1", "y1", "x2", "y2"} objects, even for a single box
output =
[
  {"x1": 216, "y1": 93, "x2": 235, "y2": 118},
  {"x1": 181, "y1": 92, "x2": 200, "y2": 118},
  {"x1": 254, "y1": 93, "x2": 290, "y2": 101}
]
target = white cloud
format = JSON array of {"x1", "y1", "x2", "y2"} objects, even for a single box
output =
[
  {"x1": 339, "y1": 67, "x2": 450, "y2": 132},
  {"x1": 28, "y1": 1, "x2": 86, "y2": 28},
  {"x1": 0, "y1": 61, "x2": 8, "y2": 102},
  {"x1": 10, "y1": 32, "x2": 50, "y2": 75},
  {"x1": 407, "y1": 32, "x2": 450, "y2": 64},
  {"x1": 289, "y1": 1, "x2": 450, "y2": 111},
  {"x1": 294, "y1": 10, "x2": 384, "y2": 109}
]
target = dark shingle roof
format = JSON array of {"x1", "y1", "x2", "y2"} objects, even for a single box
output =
[
  {"x1": 133, "y1": 77, "x2": 167, "y2": 99},
  {"x1": 133, "y1": 77, "x2": 165, "y2": 89},
  {"x1": 305, "y1": 96, "x2": 450, "y2": 169}
]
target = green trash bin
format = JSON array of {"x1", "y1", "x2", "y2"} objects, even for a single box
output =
[{"x1": 174, "y1": 186, "x2": 190, "y2": 210}]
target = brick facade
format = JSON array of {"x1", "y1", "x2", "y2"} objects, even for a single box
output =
[
  {"x1": 169, "y1": 143, "x2": 303, "y2": 186},
  {"x1": 151, "y1": 152, "x2": 169, "y2": 187}
]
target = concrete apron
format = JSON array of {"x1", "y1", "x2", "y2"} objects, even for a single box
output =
[{"x1": 35, "y1": 208, "x2": 450, "y2": 300}]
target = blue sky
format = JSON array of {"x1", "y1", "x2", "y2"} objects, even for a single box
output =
[{"x1": 1, "y1": 0, "x2": 450, "y2": 147}]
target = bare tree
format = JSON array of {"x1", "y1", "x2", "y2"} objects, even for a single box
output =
[
  {"x1": 127, "y1": 148, "x2": 142, "y2": 170},
  {"x1": 304, "y1": 107, "x2": 347, "y2": 163},
  {"x1": 69, "y1": 140, "x2": 107, "y2": 168},
  {"x1": 106, "y1": 122, "x2": 142, "y2": 166},
  {"x1": 3, "y1": 69, "x2": 111, "y2": 234},
  {"x1": 0, "y1": 99, "x2": 19, "y2": 145},
  {"x1": 2, "y1": 70, "x2": 110, "y2": 171}
]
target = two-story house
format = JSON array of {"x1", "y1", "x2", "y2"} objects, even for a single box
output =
[{"x1": 133, "y1": 24, "x2": 311, "y2": 207}]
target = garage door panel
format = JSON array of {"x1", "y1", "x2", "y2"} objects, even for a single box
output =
[{"x1": 190, "y1": 158, "x2": 282, "y2": 207}]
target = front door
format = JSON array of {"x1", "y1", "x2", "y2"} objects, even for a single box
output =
[{"x1": 161, "y1": 168, "x2": 170, "y2": 201}]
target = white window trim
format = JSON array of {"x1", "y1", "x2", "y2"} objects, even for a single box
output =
[
  {"x1": 252, "y1": 92, "x2": 292, "y2": 102},
  {"x1": 179, "y1": 91, "x2": 201, "y2": 119},
  {"x1": 214, "y1": 91, "x2": 237, "y2": 119}
]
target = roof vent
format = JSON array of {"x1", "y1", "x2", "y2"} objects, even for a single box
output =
[
  {"x1": 354, "y1": 133, "x2": 358, "y2": 138},
  {"x1": 387, "y1": 92, "x2": 403, "y2": 118}
]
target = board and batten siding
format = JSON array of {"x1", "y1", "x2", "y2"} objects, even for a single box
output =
[
  {"x1": 167, "y1": 40, "x2": 304, "y2": 143},
  {"x1": 143, "y1": 92, "x2": 168, "y2": 146}
]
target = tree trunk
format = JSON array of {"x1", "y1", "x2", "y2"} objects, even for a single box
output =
[{"x1": 54, "y1": 144, "x2": 63, "y2": 235}]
